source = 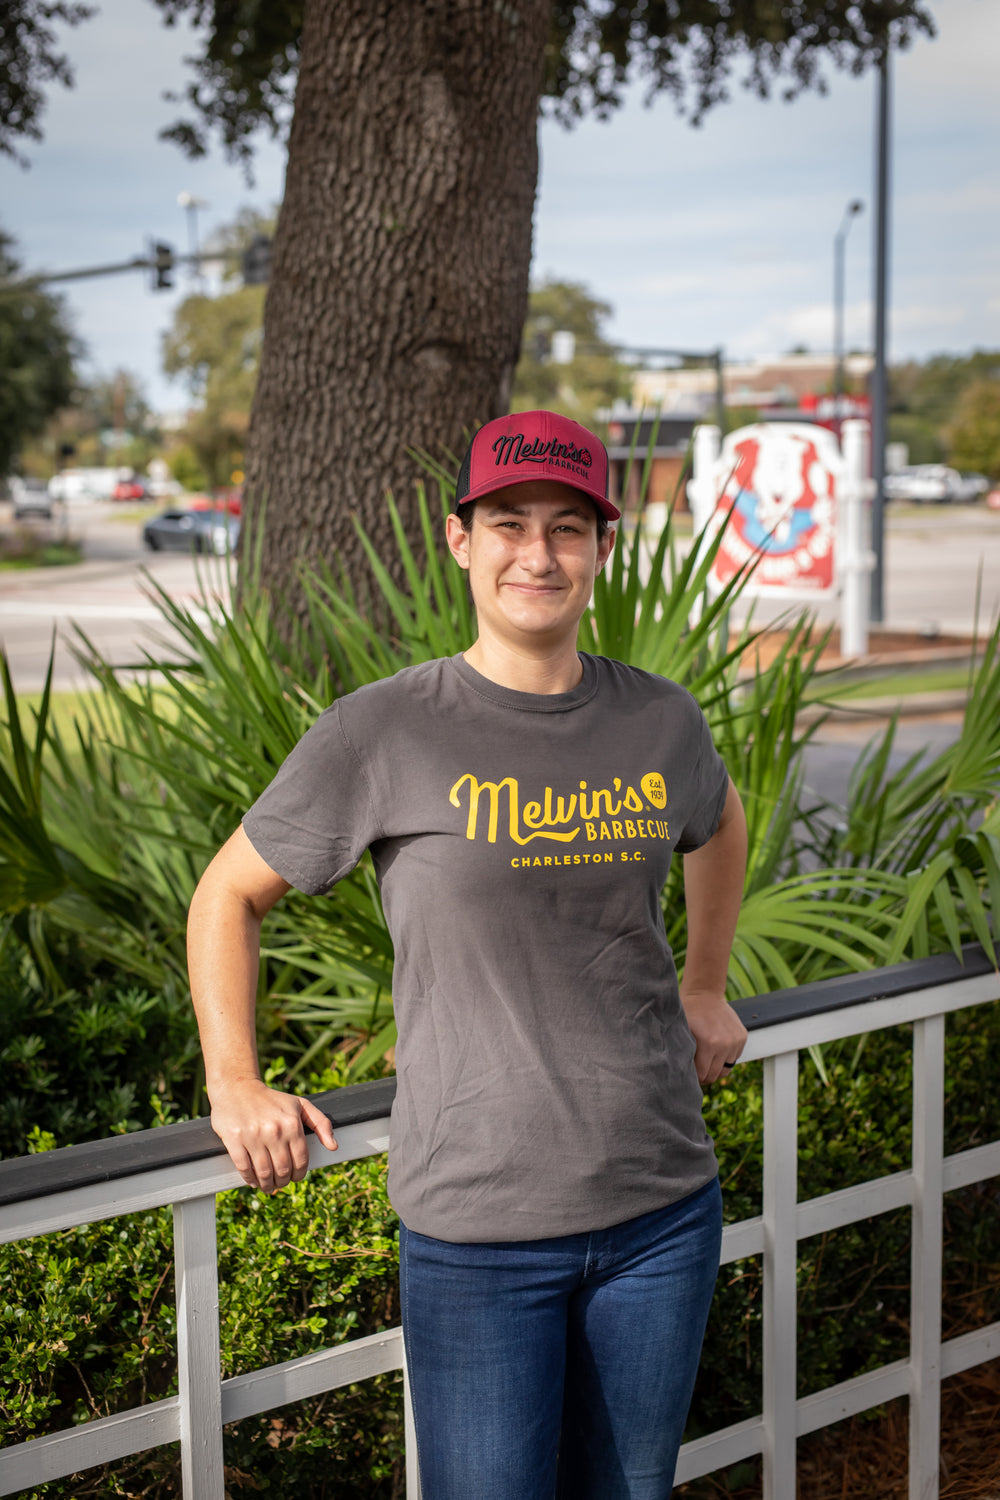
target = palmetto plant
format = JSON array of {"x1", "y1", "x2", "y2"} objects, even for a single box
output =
[{"x1": 0, "y1": 468, "x2": 998, "y2": 1091}]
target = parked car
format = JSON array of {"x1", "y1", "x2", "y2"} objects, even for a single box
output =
[
  {"x1": 112, "y1": 478, "x2": 149, "y2": 501},
  {"x1": 189, "y1": 490, "x2": 242, "y2": 517},
  {"x1": 142, "y1": 508, "x2": 240, "y2": 555},
  {"x1": 953, "y1": 472, "x2": 990, "y2": 503},
  {"x1": 883, "y1": 465, "x2": 964, "y2": 503},
  {"x1": 10, "y1": 476, "x2": 56, "y2": 519},
  {"x1": 49, "y1": 467, "x2": 119, "y2": 502}
]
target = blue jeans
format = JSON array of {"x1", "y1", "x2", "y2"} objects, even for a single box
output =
[{"x1": 399, "y1": 1176, "x2": 722, "y2": 1500}]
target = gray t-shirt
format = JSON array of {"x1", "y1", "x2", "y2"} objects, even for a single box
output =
[{"x1": 243, "y1": 652, "x2": 729, "y2": 1243}]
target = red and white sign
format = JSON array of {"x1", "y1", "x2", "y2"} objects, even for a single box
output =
[{"x1": 705, "y1": 423, "x2": 841, "y2": 598}]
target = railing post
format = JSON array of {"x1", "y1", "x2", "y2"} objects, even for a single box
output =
[
  {"x1": 909, "y1": 1015, "x2": 944, "y2": 1500},
  {"x1": 762, "y1": 1051, "x2": 799, "y2": 1500},
  {"x1": 402, "y1": 1343, "x2": 422, "y2": 1498},
  {"x1": 174, "y1": 1195, "x2": 225, "y2": 1500}
]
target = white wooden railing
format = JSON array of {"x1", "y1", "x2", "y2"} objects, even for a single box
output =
[{"x1": 1, "y1": 946, "x2": 998, "y2": 1499}]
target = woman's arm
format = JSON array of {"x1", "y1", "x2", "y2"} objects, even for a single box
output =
[
  {"x1": 188, "y1": 825, "x2": 338, "y2": 1191},
  {"x1": 679, "y1": 779, "x2": 748, "y2": 1086}
]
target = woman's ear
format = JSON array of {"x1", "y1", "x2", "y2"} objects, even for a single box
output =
[{"x1": 445, "y1": 512, "x2": 471, "y2": 571}]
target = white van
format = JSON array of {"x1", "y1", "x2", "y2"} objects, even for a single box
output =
[{"x1": 49, "y1": 467, "x2": 120, "y2": 503}]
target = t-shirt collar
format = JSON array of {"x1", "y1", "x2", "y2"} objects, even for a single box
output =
[{"x1": 448, "y1": 651, "x2": 599, "y2": 713}]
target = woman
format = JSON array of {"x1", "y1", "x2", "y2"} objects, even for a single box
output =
[{"x1": 188, "y1": 409, "x2": 748, "y2": 1499}]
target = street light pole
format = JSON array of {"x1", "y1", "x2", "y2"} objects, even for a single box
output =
[
  {"x1": 177, "y1": 192, "x2": 209, "y2": 286},
  {"x1": 833, "y1": 199, "x2": 864, "y2": 440}
]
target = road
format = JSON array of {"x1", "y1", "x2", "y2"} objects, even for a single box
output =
[
  {"x1": 1, "y1": 499, "x2": 997, "y2": 806},
  {"x1": 0, "y1": 503, "x2": 230, "y2": 693},
  {"x1": 726, "y1": 503, "x2": 1000, "y2": 639}
]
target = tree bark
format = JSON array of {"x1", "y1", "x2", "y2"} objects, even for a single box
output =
[{"x1": 245, "y1": 0, "x2": 550, "y2": 612}]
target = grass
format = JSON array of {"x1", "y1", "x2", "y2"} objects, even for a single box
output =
[
  {"x1": 839, "y1": 665, "x2": 974, "y2": 701},
  {"x1": 107, "y1": 503, "x2": 161, "y2": 524},
  {"x1": 0, "y1": 541, "x2": 82, "y2": 572},
  {"x1": 796, "y1": 664, "x2": 974, "y2": 713},
  {"x1": 11, "y1": 683, "x2": 180, "y2": 744}
]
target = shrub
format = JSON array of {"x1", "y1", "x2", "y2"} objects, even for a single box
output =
[
  {"x1": 0, "y1": 944, "x2": 200, "y2": 1159},
  {"x1": 689, "y1": 995, "x2": 1000, "y2": 1442},
  {"x1": 4, "y1": 1002, "x2": 998, "y2": 1494},
  {"x1": 1, "y1": 1145, "x2": 403, "y2": 1497}
]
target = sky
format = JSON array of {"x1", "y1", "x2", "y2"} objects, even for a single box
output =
[{"x1": 2, "y1": 0, "x2": 998, "y2": 413}]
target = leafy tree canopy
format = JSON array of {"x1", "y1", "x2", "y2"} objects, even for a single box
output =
[
  {"x1": 948, "y1": 380, "x2": 1000, "y2": 480},
  {"x1": 162, "y1": 285, "x2": 264, "y2": 402},
  {"x1": 889, "y1": 350, "x2": 1000, "y2": 466},
  {"x1": 1, "y1": 0, "x2": 934, "y2": 168},
  {"x1": 512, "y1": 277, "x2": 631, "y2": 427},
  {"x1": 150, "y1": 0, "x2": 933, "y2": 168},
  {"x1": 161, "y1": 285, "x2": 264, "y2": 485},
  {"x1": 0, "y1": 0, "x2": 94, "y2": 163},
  {"x1": 160, "y1": 207, "x2": 274, "y2": 485},
  {"x1": 0, "y1": 229, "x2": 79, "y2": 475},
  {"x1": 19, "y1": 367, "x2": 161, "y2": 476}
]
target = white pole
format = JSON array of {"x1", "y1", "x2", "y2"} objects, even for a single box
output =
[
  {"x1": 690, "y1": 424, "x2": 721, "y2": 537},
  {"x1": 840, "y1": 419, "x2": 873, "y2": 658},
  {"x1": 687, "y1": 425, "x2": 722, "y2": 622}
]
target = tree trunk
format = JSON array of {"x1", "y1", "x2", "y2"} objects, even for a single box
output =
[{"x1": 245, "y1": 0, "x2": 550, "y2": 614}]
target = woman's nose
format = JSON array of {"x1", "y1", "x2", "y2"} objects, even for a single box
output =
[{"x1": 518, "y1": 534, "x2": 556, "y2": 572}]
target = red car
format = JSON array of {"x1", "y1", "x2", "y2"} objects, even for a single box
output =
[
  {"x1": 190, "y1": 486, "x2": 242, "y2": 516},
  {"x1": 112, "y1": 478, "x2": 149, "y2": 501}
]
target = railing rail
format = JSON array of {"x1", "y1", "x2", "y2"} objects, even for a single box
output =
[{"x1": 1, "y1": 944, "x2": 998, "y2": 1499}]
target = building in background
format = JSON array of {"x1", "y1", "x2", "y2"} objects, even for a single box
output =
[{"x1": 606, "y1": 352, "x2": 876, "y2": 512}]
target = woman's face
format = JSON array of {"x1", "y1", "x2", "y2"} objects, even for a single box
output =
[{"x1": 445, "y1": 481, "x2": 615, "y2": 653}]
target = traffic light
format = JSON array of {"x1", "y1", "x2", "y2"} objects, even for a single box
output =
[
  {"x1": 149, "y1": 241, "x2": 174, "y2": 291},
  {"x1": 242, "y1": 233, "x2": 272, "y2": 286}
]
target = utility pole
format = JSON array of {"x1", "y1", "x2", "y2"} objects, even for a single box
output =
[{"x1": 870, "y1": 45, "x2": 891, "y2": 624}]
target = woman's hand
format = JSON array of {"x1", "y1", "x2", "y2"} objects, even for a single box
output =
[
  {"x1": 680, "y1": 988, "x2": 748, "y2": 1088},
  {"x1": 209, "y1": 1078, "x2": 338, "y2": 1193}
]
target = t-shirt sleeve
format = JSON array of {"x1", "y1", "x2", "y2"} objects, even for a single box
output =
[
  {"x1": 241, "y1": 702, "x2": 382, "y2": 895},
  {"x1": 673, "y1": 700, "x2": 730, "y2": 854}
]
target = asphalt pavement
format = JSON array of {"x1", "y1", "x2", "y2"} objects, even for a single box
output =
[
  {"x1": 728, "y1": 503, "x2": 1000, "y2": 639},
  {"x1": 0, "y1": 503, "x2": 229, "y2": 693}
]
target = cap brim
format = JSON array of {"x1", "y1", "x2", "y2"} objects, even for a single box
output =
[{"x1": 459, "y1": 469, "x2": 621, "y2": 522}]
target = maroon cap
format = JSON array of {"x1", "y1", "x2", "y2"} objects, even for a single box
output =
[{"x1": 454, "y1": 410, "x2": 621, "y2": 522}]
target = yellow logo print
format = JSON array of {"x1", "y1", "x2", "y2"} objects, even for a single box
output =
[
  {"x1": 641, "y1": 773, "x2": 667, "y2": 809},
  {"x1": 449, "y1": 771, "x2": 671, "y2": 847}
]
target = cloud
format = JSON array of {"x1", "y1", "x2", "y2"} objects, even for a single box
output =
[
  {"x1": 635, "y1": 259, "x2": 819, "y2": 301},
  {"x1": 891, "y1": 0, "x2": 1000, "y2": 118},
  {"x1": 891, "y1": 302, "x2": 968, "y2": 333},
  {"x1": 726, "y1": 300, "x2": 871, "y2": 358}
]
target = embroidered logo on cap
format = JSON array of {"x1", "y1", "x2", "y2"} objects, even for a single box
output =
[{"x1": 491, "y1": 433, "x2": 593, "y2": 472}]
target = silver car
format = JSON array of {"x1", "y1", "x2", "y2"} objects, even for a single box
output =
[
  {"x1": 10, "y1": 476, "x2": 56, "y2": 519},
  {"x1": 142, "y1": 507, "x2": 240, "y2": 555},
  {"x1": 883, "y1": 465, "x2": 963, "y2": 503}
]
